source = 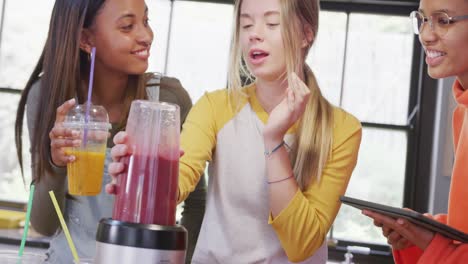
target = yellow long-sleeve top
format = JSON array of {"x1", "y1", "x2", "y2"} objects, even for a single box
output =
[{"x1": 178, "y1": 84, "x2": 362, "y2": 263}]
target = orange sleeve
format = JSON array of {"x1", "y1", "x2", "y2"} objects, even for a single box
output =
[
  {"x1": 393, "y1": 246, "x2": 424, "y2": 264},
  {"x1": 418, "y1": 234, "x2": 468, "y2": 264},
  {"x1": 394, "y1": 234, "x2": 468, "y2": 264}
]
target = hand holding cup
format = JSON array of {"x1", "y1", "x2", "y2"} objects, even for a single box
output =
[{"x1": 49, "y1": 98, "x2": 81, "y2": 167}]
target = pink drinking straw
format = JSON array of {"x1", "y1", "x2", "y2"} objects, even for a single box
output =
[{"x1": 83, "y1": 47, "x2": 96, "y2": 146}]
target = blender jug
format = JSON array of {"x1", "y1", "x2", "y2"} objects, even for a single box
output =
[
  {"x1": 112, "y1": 100, "x2": 180, "y2": 225},
  {"x1": 95, "y1": 100, "x2": 186, "y2": 264}
]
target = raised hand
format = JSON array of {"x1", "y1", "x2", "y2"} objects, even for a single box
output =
[
  {"x1": 49, "y1": 98, "x2": 80, "y2": 167},
  {"x1": 263, "y1": 72, "x2": 310, "y2": 142}
]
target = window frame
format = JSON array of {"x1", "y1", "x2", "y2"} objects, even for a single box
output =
[
  {"x1": 319, "y1": 1, "x2": 437, "y2": 262},
  {"x1": 0, "y1": 0, "x2": 5, "y2": 51}
]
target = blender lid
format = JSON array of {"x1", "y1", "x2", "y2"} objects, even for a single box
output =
[{"x1": 96, "y1": 218, "x2": 187, "y2": 250}]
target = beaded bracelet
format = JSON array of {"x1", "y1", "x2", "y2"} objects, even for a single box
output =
[{"x1": 264, "y1": 140, "x2": 285, "y2": 157}]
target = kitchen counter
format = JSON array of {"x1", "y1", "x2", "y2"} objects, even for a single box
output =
[{"x1": 0, "y1": 228, "x2": 49, "y2": 255}]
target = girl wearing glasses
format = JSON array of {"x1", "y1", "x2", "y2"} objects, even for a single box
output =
[
  {"x1": 363, "y1": 0, "x2": 468, "y2": 262},
  {"x1": 108, "y1": 0, "x2": 362, "y2": 262}
]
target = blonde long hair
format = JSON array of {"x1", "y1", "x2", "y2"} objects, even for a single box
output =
[{"x1": 227, "y1": 0, "x2": 334, "y2": 190}]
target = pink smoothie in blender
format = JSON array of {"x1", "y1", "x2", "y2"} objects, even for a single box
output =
[
  {"x1": 112, "y1": 100, "x2": 180, "y2": 226},
  {"x1": 96, "y1": 91, "x2": 187, "y2": 264}
]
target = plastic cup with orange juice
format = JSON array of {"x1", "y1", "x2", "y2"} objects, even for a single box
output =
[{"x1": 64, "y1": 104, "x2": 111, "y2": 196}]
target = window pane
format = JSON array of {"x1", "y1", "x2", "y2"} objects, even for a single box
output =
[
  {"x1": 0, "y1": 0, "x2": 53, "y2": 89},
  {"x1": 0, "y1": 0, "x2": 3, "y2": 28},
  {"x1": 307, "y1": 11, "x2": 347, "y2": 106},
  {"x1": 147, "y1": 0, "x2": 171, "y2": 73},
  {"x1": 166, "y1": 1, "x2": 233, "y2": 102},
  {"x1": 0, "y1": 1, "x2": 169, "y2": 86},
  {"x1": 341, "y1": 14, "x2": 414, "y2": 125},
  {"x1": 0, "y1": 92, "x2": 31, "y2": 203},
  {"x1": 333, "y1": 127, "x2": 407, "y2": 244}
]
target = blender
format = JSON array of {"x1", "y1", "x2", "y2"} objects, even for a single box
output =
[{"x1": 94, "y1": 100, "x2": 187, "y2": 264}]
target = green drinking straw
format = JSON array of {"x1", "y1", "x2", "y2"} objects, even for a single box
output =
[
  {"x1": 49, "y1": 191, "x2": 80, "y2": 263},
  {"x1": 18, "y1": 184, "x2": 35, "y2": 258}
]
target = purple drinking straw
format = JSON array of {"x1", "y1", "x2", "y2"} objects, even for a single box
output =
[{"x1": 83, "y1": 47, "x2": 96, "y2": 147}]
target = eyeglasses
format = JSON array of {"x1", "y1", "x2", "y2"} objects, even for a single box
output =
[{"x1": 410, "y1": 10, "x2": 468, "y2": 36}]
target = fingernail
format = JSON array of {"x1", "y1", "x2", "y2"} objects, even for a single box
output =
[
  {"x1": 68, "y1": 98, "x2": 75, "y2": 104},
  {"x1": 72, "y1": 131, "x2": 80, "y2": 137},
  {"x1": 69, "y1": 156, "x2": 75, "y2": 162},
  {"x1": 397, "y1": 219, "x2": 404, "y2": 225},
  {"x1": 73, "y1": 140, "x2": 81, "y2": 147}
]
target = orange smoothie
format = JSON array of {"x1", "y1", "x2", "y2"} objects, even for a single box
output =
[{"x1": 66, "y1": 150, "x2": 106, "y2": 196}]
